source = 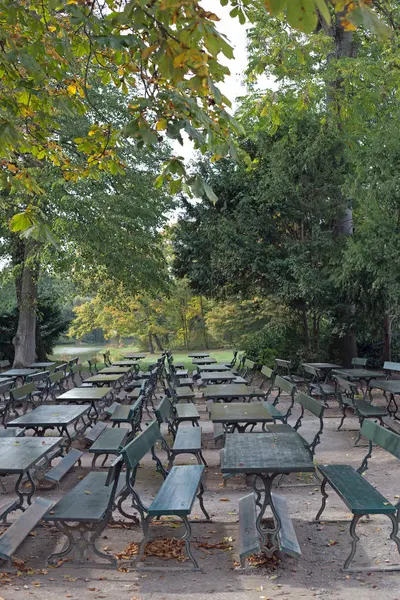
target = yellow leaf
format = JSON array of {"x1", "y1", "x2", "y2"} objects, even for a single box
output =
[
  {"x1": 173, "y1": 53, "x2": 187, "y2": 68},
  {"x1": 7, "y1": 163, "x2": 17, "y2": 173},
  {"x1": 67, "y1": 83, "x2": 77, "y2": 95},
  {"x1": 48, "y1": 25, "x2": 56, "y2": 32},
  {"x1": 142, "y1": 44, "x2": 158, "y2": 60},
  {"x1": 156, "y1": 119, "x2": 167, "y2": 131}
]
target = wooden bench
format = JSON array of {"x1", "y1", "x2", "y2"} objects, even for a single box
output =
[
  {"x1": 110, "y1": 396, "x2": 143, "y2": 435},
  {"x1": 269, "y1": 391, "x2": 325, "y2": 458},
  {"x1": 0, "y1": 382, "x2": 16, "y2": 426},
  {"x1": 260, "y1": 365, "x2": 275, "y2": 396},
  {"x1": 0, "y1": 428, "x2": 25, "y2": 438},
  {"x1": 155, "y1": 395, "x2": 207, "y2": 468},
  {"x1": 271, "y1": 492, "x2": 301, "y2": 558},
  {"x1": 352, "y1": 357, "x2": 368, "y2": 368},
  {"x1": 238, "y1": 494, "x2": 260, "y2": 567},
  {"x1": 89, "y1": 427, "x2": 129, "y2": 469},
  {"x1": 335, "y1": 376, "x2": 387, "y2": 444},
  {"x1": 383, "y1": 361, "x2": 400, "y2": 377},
  {"x1": 10, "y1": 383, "x2": 37, "y2": 413},
  {"x1": 104, "y1": 401, "x2": 121, "y2": 417},
  {"x1": 118, "y1": 421, "x2": 210, "y2": 570},
  {"x1": 44, "y1": 448, "x2": 83, "y2": 488},
  {"x1": 304, "y1": 365, "x2": 336, "y2": 406},
  {"x1": 264, "y1": 375, "x2": 296, "y2": 424},
  {"x1": 43, "y1": 456, "x2": 125, "y2": 567},
  {"x1": 0, "y1": 497, "x2": 53, "y2": 570},
  {"x1": 84, "y1": 421, "x2": 107, "y2": 445},
  {"x1": 275, "y1": 358, "x2": 305, "y2": 386},
  {"x1": 315, "y1": 419, "x2": 400, "y2": 572}
]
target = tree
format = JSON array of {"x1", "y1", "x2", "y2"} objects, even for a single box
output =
[{"x1": 0, "y1": 85, "x2": 173, "y2": 365}]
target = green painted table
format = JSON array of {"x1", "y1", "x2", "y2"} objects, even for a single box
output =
[
  {"x1": 192, "y1": 357, "x2": 217, "y2": 365},
  {"x1": 369, "y1": 379, "x2": 400, "y2": 417},
  {"x1": 7, "y1": 405, "x2": 90, "y2": 450},
  {"x1": 204, "y1": 384, "x2": 265, "y2": 402},
  {"x1": 221, "y1": 432, "x2": 314, "y2": 558},
  {"x1": 201, "y1": 371, "x2": 236, "y2": 384},
  {"x1": 303, "y1": 362, "x2": 342, "y2": 382},
  {"x1": 210, "y1": 402, "x2": 273, "y2": 432},
  {"x1": 111, "y1": 360, "x2": 139, "y2": 369},
  {"x1": 28, "y1": 362, "x2": 57, "y2": 369},
  {"x1": 188, "y1": 352, "x2": 210, "y2": 358},
  {"x1": 0, "y1": 436, "x2": 63, "y2": 511},
  {"x1": 1, "y1": 369, "x2": 39, "y2": 383},
  {"x1": 57, "y1": 387, "x2": 113, "y2": 424},
  {"x1": 84, "y1": 374, "x2": 124, "y2": 389},
  {"x1": 332, "y1": 369, "x2": 385, "y2": 398},
  {"x1": 122, "y1": 353, "x2": 146, "y2": 360},
  {"x1": 98, "y1": 366, "x2": 131, "y2": 375},
  {"x1": 199, "y1": 364, "x2": 232, "y2": 372}
]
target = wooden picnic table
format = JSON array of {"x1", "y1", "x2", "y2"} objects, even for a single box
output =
[
  {"x1": 84, "y1": 373, "x2": 124, "y2": 388},
  {"x1": 122, "y1": 353, "x2": 146, "y2": 360},
  {"x1": 201, "y1": 371, "x2": 237, "y2": 384},
  {"x1": 28, "y1": 362, "x2": 57, "y2": 369},
  {"x1": 1, "y1": 369, "x2": 39, "y2": 383},
  {"x1": 221, "y1": 432, "x2": 314, "y2": 562},
  {"x1": 369, "y1": 379, "x2": 400, "y2": 417},
  {"x1": 192, "y1": 357, "x2": 217, "y2": 365},
  {"x1": 188, "y1": 352, "x2": 210, "y2": 358},
  {"x1": 111, "y1": 360, "x2": 140, "y2": 368},
  {"x1": 57, "y1": 387, "x2": 113, "y2": 424},
  {"x1": 332, "y1": 368, "x2": 385, "y2": 397},
  {"x1": 210, "y1": 402, "x2": 273, "y2": 433},
  {"x1": 0, "y1": 437, "x2": 63, "y2": 512},
  {"x1": 7, "y1": 405, "x2": 90, "y2": 451},
  {"x1": 303, "y1": 362, "x2": 343, "y2": 382},
  {"x1": 204, "y1": 384, "x2": 265, "y2": 402},
  {"x1": 198, "y1": 364, "x2": 232, "y2": 372},
  {"x1": 98, "y1": 366, "x2": 131, "y2": 375}
]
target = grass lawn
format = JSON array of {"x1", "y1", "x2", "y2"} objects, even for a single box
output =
[{"x1": 107, "y1": 346, "x2": 236, "y2": 371}]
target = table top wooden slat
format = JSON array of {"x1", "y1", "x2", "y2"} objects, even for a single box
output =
[
  {"x1": 84, "y1": 374, "x2": 124, "y2": 383},
  {"x1": 201, "y1": 371, "x2": 236, "y2": 382},
  {"x1": 58, "y1": 387, "x2": 112, "y2": 401},
  {"x1": 370, "y1": 379, "x2": 400, "y2": 393},
  {"x1": 303, "y1": 362, "x2": 342, "y2": 370},
  {"x1": 111, "y1": 360, "x2": 138, "y2": 367},
  {"x1": 199, "y1": 364, "x2": 232, "y2": 372},
  {"x1": 332, "y1": 368, "x2": 384, "y2": 379},
  {"x1": 187, "y1": 352, "x2": 210, "y2": 358},
  {"x1": 7, "y1": 405, "x2": 89, "y2": 427},
  {"x1": 192, "y1": 358, "x2": 217, "y2": 365},
  {"x1": 28, "y1": 362, "x2": 57, "y2": 368},
  {"x1": 211, "y1": 402, "x2": 272, "y2": 424},
  {"x1": 1, "y1": 369, "x2": 39, "y2": 377},
  {"x1": 0, "y1": 437, "x2": 63, "y2": 473},
  {"x1": 204, "y1": 384, "x2": 265, "y2": 399},
  {"x1": 98, "y1": 367, "x2": 131, "y2": 374},
  {"x1": 221, "y1": 433, "x2": 314, "y2": 474},
  {"x1": 122, "y1": 353, "x2": 147, "y2": 359}
]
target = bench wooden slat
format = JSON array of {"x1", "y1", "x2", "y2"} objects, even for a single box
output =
[
  {"x1": 175, "y1": 404, "x2": 200, "y2": 420},
  {"x1": 264, "y1": 402, "x2": 285, "y2": 422},
  {"x1": 0, "y1": 499, "x2": 19, "y2": 522},
  {"x1": 0, "y1": 429, "x2": 25, "y2": 438},
  {"x1": 0, "y1": 497, "x2": 53, "y2": 562},
  {"x1": 44, "y1": 449, "x2": 83, "y2": 484},
  {"x1": 213, "y1": 422, "x2": 225, "y2": 441},
  {"x1": 239, "y1": 494, "x2": 260, "y2": 565},
  {"x1": 44, "y1": 471, "x2": 125, "y2": 522},
  {"x1": 84, "y1": 422, "x2": 107, "y2": 444},
  {"x1": 317, "y1": 464, "x2": 395, "y2": 515},
  {"x1": 271, "y1": 493, "x2": 301, "y2": 558},
  {"x1": 104, "y1": 402, "x2": 120, "y2": 417},
  {"x1": 382, "y1": 416, "x2": 400, "y2": 435},
  {"x1": 173, "y1": 427, "x2": 201, "y2": 452},
  {"x1": 149, "y1": 465, "x2": 204, "y2": 516},
  {"x1": 89, "y1": 428, "x2": 128, "y2": 453}
]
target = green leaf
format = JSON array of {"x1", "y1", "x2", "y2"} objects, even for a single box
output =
[
  {"x1": 287, "y1": 0, "x2": 318, "y2": 34},
  {"x1": 264, "y1": 0, "x2": 288, "y2": 15},
  {"x1": 9, "y1": 213, "x2": 33, "y2": 232},
  {"x1": 203, "y1": 181, "x2": 218, "y2": 204},
  {"x1": 313, "y1": 0, "x2": 331, "y2": 27}
]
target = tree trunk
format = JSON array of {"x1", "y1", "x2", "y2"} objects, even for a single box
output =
[
  {"x1": 199, "y1": 296, "x2": 209, "y2": 349},
  {"x1": 148, "y1": 332, "x2": 155, "y2": 354},
  {"x1": 383, "y1": 311, "x2": 392, "y2": 362},
  {"x1": 13, "y1": 240, "x2": 39, "y2": 367},
  {"x1": 153, "y1": 334, "x2": 164, "y2": 352},
  {"x1": 326, "y1": 20, "x2": 358, "y2": 365}
]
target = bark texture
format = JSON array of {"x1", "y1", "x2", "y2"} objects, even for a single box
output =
[{"x1": 13, "y1": 240, "x2": 39, "y2": 367}]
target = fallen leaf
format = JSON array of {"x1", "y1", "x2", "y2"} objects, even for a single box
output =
[
  {"x1": 219, "y1": 498, "x2": 230, "y2": 502},
  {"x1": 328, "y1": 539, "x2": 338, "y2": 546}
]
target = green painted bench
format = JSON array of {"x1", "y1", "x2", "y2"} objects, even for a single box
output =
[
  {"x1": 0, "y1": 497, "x2": 54, "y2": 570},
  {"x1": 335, "y1": 376, "x2": 387, "y2": 444},
  {"x1": 238, "y1": 493, "x2": 260, "y2": 567},
  {"x1": 275, "y1": 358, "x2": 305, "y2": 386},
  {"x1": 260, "y1": 365, "x2": 275, "y2": 396},
  {"x1": 84, "y1": 421, "x2": 107, "y2": 445},
  {"x1": 118, "y1": 421, "x2": 209, "y2": 571},
  {"x1": 352, "y1": 357, "x2": 368, "y2": 368},
  {"x1": 0, "y1": 382, "x2": 15, "y2": 426},
  {"x1": 269, "y1": 391, "x2": 325, "y2": 458},
  {"x1": 10, "y1": 383, "x2": 37, "y2": 413},
  {"x1": 304, "y1": 365, "x2": 336, "y2": 406},
  {"x1": 110, "y1": 395, "x2": 143, "y2": 435},
  {"x1": 89, "y1": 427, "x2": 129, "y2": 469},
  {"x1": 155, "y1": 395, "x2": 207, "y2": 468},
  {"x1": 316, "y1": 419, "x2": 400, "y2": 572},
  {"x1": 264, "y1": 375, "x2": 296, "y2": 425},
  {"x1": 44, "y1": 456, "x2": 125, "y2": 567},
  {"x1": 44, "y1": 448, "x2": 83, "y2": 488}
]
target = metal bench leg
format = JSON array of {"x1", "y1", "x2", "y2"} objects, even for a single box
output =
[
  {"x1": 315, "y1": 477, "x2": 329, "y2": 521},
  {"x1": 198, "y1": 451, "x2": 208, "y2": 467},
  {"x1": 48, "y1": 519, "x2": 117, "y2": 567},
  {"x1": 197, "y1": 482, "x2": 210, "y2": 520},
  {"x1": 337, "y1": 407, "x2": 348, "y2": 431},
  {"x1": 182, "y1": 516, "x2": 200, "y2": 570},
  {"x1": 343, "y1": 515, "x2": 361, "y2": 571},
  {"x1": 133, "y1": 514, "x2": 153, "y2": 568}
]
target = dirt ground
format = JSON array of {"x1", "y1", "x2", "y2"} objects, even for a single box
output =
[{"x1": 1, "y1": 377, "x2": 400, "y2": 600}]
